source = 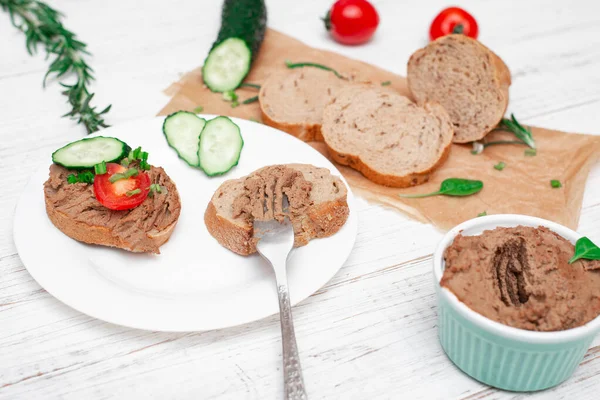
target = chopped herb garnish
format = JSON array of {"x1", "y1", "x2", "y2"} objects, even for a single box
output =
[
  {"x1": 477, "y1": 211, "x2": 487, "y2": 217},
  {"x1": 67, "y1": 174, "x2": 78, "y2": 184},
  {"x1": 193, "y1": 106, "x2": 204, "y2": 113},
  {"x1": 399, "y1": 178, "x2": 483, "y2": 198},
  {"x1": 242, "y1": 96, "x2": 258, "y2": 105},
  {"x1": 126, "y1": 189, "x2": 141, "y2": 197},
  {"x1": 148, "y1": 183, "x2": 167, "y2": 197},
  {"x1": 94, "y1": 161, "x2": 107, "y2": 175},
  {"x1": 120, "y1": 157, "x2": 130, "y2": 167},
  {"x1": 109, "y1": 168, "x2": 138, "y2": 183},
  {"x1": 285, "y1": 60, "x2": 344, "y2": 79},
  {"x1": 240, "y1": 83, "x2": 261, "y2": 90},
  {"x1": 223, "y1": 90, "x2": 238, "y2": 102},
  {"x1": 471, "y1": 140, "x2": 526, "y2": 155},
  {"x1": 381, "y1": 81, "x2": 391, "y2": 86},
  {"x1": 493, "y1": 161, "x2": 506, "y2": 171},
  {"x1": 569, "y1": 237, "x2": 600, "y2": 264},
  {"x1": 525, "y1": 148, "x2": 537, "y2": 156},
  {"x1": 67, "y1": 170, "x2": 94, "y2": 184},
  {"x1": 550, "y1": 179, "x2": 562, "y2": 188},
  {"x1": 126, "y1": 146, "x2": 151, "y2": 169}
]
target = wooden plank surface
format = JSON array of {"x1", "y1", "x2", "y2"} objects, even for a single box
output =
[{"x1": 1, "y1": 0, "x2": 600, "y2": 398}]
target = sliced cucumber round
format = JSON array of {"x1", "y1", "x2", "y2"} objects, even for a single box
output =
[
  {"x1": 52, "y1": 136, "x2": 130, "y2": 169},
  {"x1": 202, "y1": 38, "x2": 252, "y2": 92},
  {"x1": 198, "y1": 116, "x2": 244, "y2": 176},
  {"x1": 163, "y1": 111, "x2": 206, "y2": 167}
]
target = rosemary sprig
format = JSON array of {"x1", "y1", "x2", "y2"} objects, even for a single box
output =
[{"x1": 0, "y1": 0, "x2": 110, "y2": 133}]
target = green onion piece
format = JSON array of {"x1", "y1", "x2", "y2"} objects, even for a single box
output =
[
  {"x1": 193, "y1": 106, "x2": 204, "y2": 113},
  {"x1": 133, "y1": 147, "x2": 142, "y2": 160},
  {"x1": 78, "y1": 171, "x2": 95, "y2": 184},
  {"x1": 94, "y1": 161, "x2": 107, "y2": 175},
  {"x1": 493, "y1": 161, "x2": 506, "y2": 171},
  {"x1": 120, "y1": 157, "x2": 130, "y2": 167},
  {"x1": 477, "y1": 211, "x2": 487, "y2": 217},
  {"x1": 223, "y1": 91, "x2": 238, "y2": 102},
  {"x1": 240, "y1": 83, "x2": 261, "y2": 89},
  {"x1": 242, "y1": 96, "x2": 258, "y2": 105},
  {"x1": 231, "y1": 101, "x2": 239, "y2": 108},
  {"x1": 285, "y1": 60, "x2": 344, "y2": 79},
  {"x1": 551, "y1": 179, "x2": 562, "y2": 188},
  {"x1": 126, "y1": 189, "x2": 141, "y2": 197},
  {"x1": 525, "y1": 148, "x2": 537, "y2": 156},
  {"x1": 381, "y1": 81, "x2": 391, "y2": 86},
  {"x1": 67, "y1": 174, "x2": 78, "y2": 184},
  {"x1": 109, "y1": 168, "x2": 139, "y2": 183}
]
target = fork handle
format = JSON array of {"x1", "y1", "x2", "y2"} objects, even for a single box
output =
[{"x1": 277, "y1": 280, "x2": 308, "y2": 400}]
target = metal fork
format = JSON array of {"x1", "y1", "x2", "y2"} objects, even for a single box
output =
[{"x1": 254, "y1": 213, "x2": 308, "y2": 400}]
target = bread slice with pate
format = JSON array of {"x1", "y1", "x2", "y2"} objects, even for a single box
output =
[{"x1": 204, "y1": 164, "x2": 349, "y2": 255}]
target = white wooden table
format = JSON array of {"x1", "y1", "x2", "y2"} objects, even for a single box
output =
[{"x1": 2, "y1": 0, "x2": 600, "y2": 398}]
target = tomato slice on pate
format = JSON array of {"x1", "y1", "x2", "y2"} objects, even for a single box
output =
[{"x1": 93, "y1": 163, "x2": 150, "y2": 210}]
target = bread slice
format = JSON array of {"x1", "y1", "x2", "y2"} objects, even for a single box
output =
[
  {"x1": 259, "y1": 68, "x2": 346, "y2": 142},
  {"x1": 321, "y1": 85, "x2": 453, "y2": 188},
  {"x1": 407, "y1": 34, "x2": 511, "y2": 143},
  {"x1": 44, "y1": 164, "x2": 181, "y2": 254},
  {"x1": 204, "y1": 164, "x2": 349, "y2": 256}
]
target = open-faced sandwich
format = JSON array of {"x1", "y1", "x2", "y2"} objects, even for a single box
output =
[
  {"x1": 205, "y1": 164, "x2": 349, "y2": 255},
  {"x1": 44, "y1": 137, "x2": 181, "y2": 254}
]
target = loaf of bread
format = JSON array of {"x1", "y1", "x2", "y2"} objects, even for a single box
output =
[
  {"x1": 204, "y1": 164, "x2": 349, "y2": 255},
  {"x1": 321, "y1": 85, "x2": 454, "y2": 187},
  {"x1": 259, "y1": 69, "x2": 346, "y2": 142},
  {"x1": 407, "y1": 34, "x2": 511, "y2": 143}
]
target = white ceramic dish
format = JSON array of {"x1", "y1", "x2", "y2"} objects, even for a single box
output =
[
  {"x1": 13, "y1": 116, "x2": 358, "y2": 332},
  {"x1": 433, "y1": 214, "x2": 600, "y2": 391}
]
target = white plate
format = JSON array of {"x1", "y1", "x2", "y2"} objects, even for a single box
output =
[{"x1": 13, "y1": 116, "x2": 358, "y2": 332}]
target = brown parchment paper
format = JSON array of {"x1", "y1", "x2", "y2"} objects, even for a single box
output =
[{"x1": 158, "y1": 29, "x2": 600, "y2": 231}]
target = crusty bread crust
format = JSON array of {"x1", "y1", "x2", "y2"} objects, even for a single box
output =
[
  {"x1": 260, "y1": 108, "x2": 324, "y2": 142},
  {"x1": 325, "y1": 139, "x2": 452, "y2": 188},
  {"x1": 407, "y1": 35, "x2": 512, "y2": 144},
  {"x1": 204, "y1": 165, "x2": 350, "y2": 256},
  {"x1": 45, "y1": 200, "x2": 178, "y2": 254}
]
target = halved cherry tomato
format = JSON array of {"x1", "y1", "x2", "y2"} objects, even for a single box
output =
[
  {"x1": 93, "y1": 163, "x2": 150, "y2": 211},
  {"x1": 430, "y1": 7, "x2": 478, "y2": 41},
  {"x1": 323, "y1": 0, "x2": 379, "y2": 45}
]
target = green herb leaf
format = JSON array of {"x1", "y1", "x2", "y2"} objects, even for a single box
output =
[
  {"x1": 109, "y1": 168, "x2": 138, "y2": 183},
  {"x1": 477, "y1": 211, "x2": 487, "y2": 217},
  {"x1": 398, "y1": 178, "x2": 483, "y2": 198},
  {"x1": 120, "y1": 157, "x2": 130, "y2": 167},
  {"x1": 569, "y1": 237, "x2": 600, "y2": 264},
  {"x1": 148, "y1": 183, "x2": 167, "y2": 197},
  {"x1": 381, "y1": 81, "x2": 391, "y2": 86},
  {"x1": 94, "y1": 161, "x2": 107, "y2": 175},
  {"x1": 193, "y1": 106, "x2": 204, "y2": 113},
  {"x1": 550, "y1": 179, "x2": 562, "y2": 188},
  {"x1": 285, "y1": 60, "x2": 344, "y2": 79},
  {"x1": 493, "y1": 161, "x2": 506, "y2": 171},
  {"x1": 1, "y1": 0, "x2": 110, "y2": 133},
  {"x1": 240, "y1": 83, "x2": 261, "y2": 90},
  {"x1": 498, "y1": 114, "x2": 536, "y2": 149},
  {"x1": 525, "y1": 148, "x2": 537, "y2": 156},
  {"x1": 452, "y1": 24, "x2": 465, "y2": 34},
  {"x1": 126, "y1": 188, "x2": 141, "y2": 197},
  {"x1": 75, "y1": 171, "x2": 94, "y2": 184}
]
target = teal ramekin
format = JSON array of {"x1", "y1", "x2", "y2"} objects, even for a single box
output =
[{"x1": 433, "y1": 214, "x2": 600, "y2": 392}]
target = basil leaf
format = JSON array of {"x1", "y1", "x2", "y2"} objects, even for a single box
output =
[{"x1": 569, "y1": 237, "x2": 600, "y2": 264}]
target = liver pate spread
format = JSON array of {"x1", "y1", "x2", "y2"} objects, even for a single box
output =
[
  {"x1": 232, "y1": 165, "x2": 312, "y2": 222},
  {"x1": 44, "y1": 164, "x2": 181, "y2": 253},
  {"x1": 442, "y1": 226, "x2": 600, "y2": 331}
]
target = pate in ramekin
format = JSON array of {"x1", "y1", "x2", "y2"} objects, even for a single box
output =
[{"x1": 433, "y1": 214, "x2": 600, "y2": 391}]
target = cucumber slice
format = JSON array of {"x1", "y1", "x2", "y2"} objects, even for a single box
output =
[
  {"x1": 202, "y1": 0, "x2": 267, "y2": 92},
  {"x1": 52, "y1": 136, "x2": 129, "y2": 169},
  {"x1": 163, "y1": 111, "x2": 206, "y2": 167},
  {"x1": 198, "y1": 117, "x2": 244, "y2": 176},
  {"x1": 203, "y1": 38, "x2": 252, "y2": 93}
]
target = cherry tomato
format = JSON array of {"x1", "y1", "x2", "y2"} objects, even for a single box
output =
[
  {"x1": 430, "y1": 7, "x2": 478, "y2": 41},
  {"x1": 93, "y1": 163, "x2": 150, "y2": 211},
  {"x1": 323, "y1": 0, "x2": 379, "y2": 45}
]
